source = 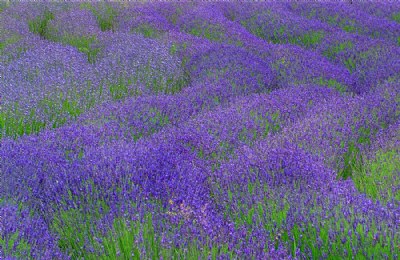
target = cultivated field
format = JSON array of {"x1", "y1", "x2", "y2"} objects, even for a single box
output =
[{"x1": 0, "y1": 1, "x2": 399, "y2": 259}]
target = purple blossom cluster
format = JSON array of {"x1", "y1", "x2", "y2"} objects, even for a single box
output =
[
  {"x1": 116, "y1": 3, "x2": 176, "y2": 34},
  {"x1": 0, "y1": 203, "x2": 66, "y2": 259},
  {"x1": 1, "y1": 1, "x2": 399, "y2": 259}
]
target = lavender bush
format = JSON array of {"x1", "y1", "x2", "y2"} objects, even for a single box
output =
[{"x1": 1, "y1": 1, "x2": 399, "y2": 259}]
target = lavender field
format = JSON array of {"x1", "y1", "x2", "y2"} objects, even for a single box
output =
[{"x1": 0, "y1": 1, "x2": 399, "y2": 259}]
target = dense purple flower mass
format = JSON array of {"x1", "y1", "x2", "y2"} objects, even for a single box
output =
[{"x1": 1, "y1": 1, "x2": 399, "y2": 259}]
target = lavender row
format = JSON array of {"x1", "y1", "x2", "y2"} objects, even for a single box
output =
[
  {"x1": 1, "y1": 1, "x2": 376, "y2": 140},
  {"x1": 0, "y1": 85, "x2": 344, "y2": 257},
  {"x1": 222, "y1": 2, "x2": 400, "y2": 94},
  {"x1": 1, "y1": 85, "x2": 330, "y2": 216},
  {"x1": 209, "y1": 84, "x2": 399, "y2": 258},
  {"x1": 288, "y1": 2, "x2": 400, "y2": 45},
  {"x1": 1, "y1": 82, "x2": 398, "y2": 257}
]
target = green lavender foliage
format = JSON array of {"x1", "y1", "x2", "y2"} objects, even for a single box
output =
[
  {"x1": 80, "y1": 3, "x2": 118, "y2": 32},
  {"x1": 392, "y1": 12, "x2": 400, "y2": 23},
  {"x1": 327, "y1": 15, "x2": 357, "y2": 33},
  {"x1": 0, "y1": 35, "x2": 20, "y2": 54},
  {"x1": 52, "y1": 207, "x2": 235, "y2": 259},
  {"x1": 0, "y1": 105, "x2": 46, "y2": 139},
  {"x1": 322, "y1": 41, "x2": 354, "y2": 60},
  {"x1": 132, "y1": 24, "x2": 163, "y2": 39},
  {"x1": 61, "y1": 34, "x2": 100, "y2": 64},
  {"x1": 188, "y1": 23, "x2": 226, "y2": 42},
  {"x1": 28, "y1": 10, "x2": 101, "y2": 63},
  {"x1": 241, "y1": 14, "x2": 324, "y2": 48},
  {"x1": 0, "y1": 90, "x2": 88, "y2": 139},
  {"x1": 0, "y1": 1, "x2": 9, "y2": 12},
  {"x1": 28, "y1": 9, "x2": 54, "y2": 39},
  {"x1": 353, "y1": 149, "x2": 400, "y2": 203},
  {"x1": 219, "y1": 180, "x2": 399, "y2": 259},
  {"x1": 0, "y1": 231, "x2": 32, "y2": 259},
  {"x1": 295, "y1": 30, "x2": 324, "y2": 48},
  {"x1": 315, "y1": 77, "x2": 347, "y2": 93},
  {"x1": 338, "y1": 141, "x2": 363, "y2": 180}
]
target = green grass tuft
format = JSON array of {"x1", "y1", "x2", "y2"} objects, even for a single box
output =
[
  {"x1": 0, "y1": 106, "x2": 46, "y2": 139},
  {"x1": 188, "y1": 22, "x2": 226, "y2": 42},
  {"x1": 338, "y1": 141, "x2": 363, "y2": 180},
  {"x1": 344, "y1": 57, "x2": 357, "y2": 74},
  {"x1": 0, "y1": 89, "x2": 91, "y2": 139},
  {"x1": 80, "y1": 3, "x2": 118, "y2": 32},
  {"x1": 28, "y1": 9, "x2": 54, "y2": 39},
  {"x1": 392, "y1": 12, "x2": 400, "y2": 23},
  {"x1": 109, "y1": 79, "x2": 130, "y2": 101},
  {"x1": 327, "y1": 15, "x2": 357, "y2": 33},
  {"x1": 353, "y1": 149, "x2": 400, "y2": 203},
  {"x1": 323, "y1": 41, "x2": 354, "y2": 60},
  {"x1": 132, "y1": 24, "x2": 162, "y2": 38},
  {"x1": 295, "y1": 30, "x2": 324, "y2": 48},
  {"x1": 0, "y1": 35, "x2": 21, "y2": 54},
  {"x1": 61, "y1": 34, "x2": 100, "y2": 64},
  {"x1": 315, "y1": 77, "x2": 347, "y2": 93},
  {"x1": 0, "y1": 230, "x2": 32, "y2": 259}
]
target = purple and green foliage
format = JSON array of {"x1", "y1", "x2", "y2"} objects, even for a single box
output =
[
  {"x1": 1, "y1": 1, "x2": 399, "y2": 259},
  {"x1": 289, "y1": 2, "x2": 400, "y2": 44}
]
